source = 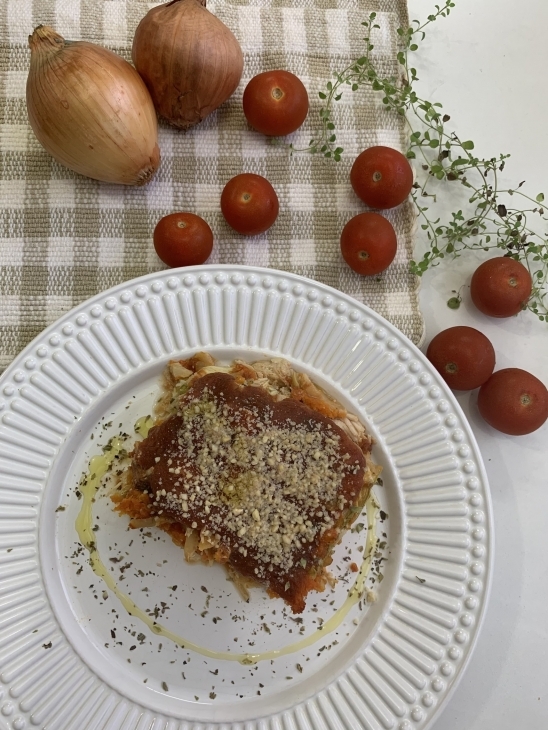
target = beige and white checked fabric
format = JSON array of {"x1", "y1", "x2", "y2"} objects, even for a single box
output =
[{"x1": 0, "y1": 0, "x2": 423, "y2": 371}]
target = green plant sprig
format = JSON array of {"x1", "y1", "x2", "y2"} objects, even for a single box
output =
[{"x1": 299, "y1": 0, "x2": 548, "y2": 321}]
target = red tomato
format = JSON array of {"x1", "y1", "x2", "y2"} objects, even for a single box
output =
[
  {"x1": 243, "y1": 70, "x2": 309, "y2": 137},
  {"x1": 153, "y1": 212, "x2": 213, "y2": 267},
  {"x1": 478, "y1": 368, "x2": 548, "y2": 435},
  {"x1": 220, "y1": 173, "x2": 279, "y2": 235},
  {"x1": 350, "y1": 146, "x2": 414, "y2": 209},
  {"x1": 426, "y1": 326, "x2": 495, "y2": 390},
  {"x1": 340, "y1": 212, "x2": 397, "y2": 276},
  {"x1": 470, "y1": 257, "x2": 532, "y2": 317}
]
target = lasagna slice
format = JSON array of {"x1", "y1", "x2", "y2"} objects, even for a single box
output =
[{"x1": 112, "y1": 354, "x2": 380, "y2": 613}]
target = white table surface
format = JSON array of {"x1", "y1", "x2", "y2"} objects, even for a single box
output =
[{"x1": 406, "y1": 0, "x2": 548, "y2": 727}]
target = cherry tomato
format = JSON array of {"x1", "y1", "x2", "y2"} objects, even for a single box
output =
[
  {"x1": 340, "y1": 212, "x2": 397, "y2": 276},
  {"x1": 153, "y1": 212, "x2": 213, "y2": 267},
  {"x1": 478, "y1": 368, "x2": 548, "y2": 435},
  {"x1": 220, "y1": 173, "x2": 279, "y2": 235},
  {"x1": 350, "y1": 146, "x2": 414, "y2": 210},
  {"x1": 243, "y1": 70, "x2": 309, "y2": 137},
  {"x1": 470, "y1": 257, "x2": 532, "y2": 317},
  {"x1": 426, "y1": 326, "x2": 495, "y2": 390}
]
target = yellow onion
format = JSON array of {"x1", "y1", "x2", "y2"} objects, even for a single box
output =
[
  {"x1": 26, "y1": 26, "x2": 160, "y2": 185},
  {"x1": 132, "y1": 0, "x2": 244, "y2": 129}
]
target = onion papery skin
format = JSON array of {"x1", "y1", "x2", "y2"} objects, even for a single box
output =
[
  {"x1": 132, "y1": 0, "x2": 244, "y2": 129},
  {"x1": 26, "y1": 25, "x2": 160, "y2": 185}
]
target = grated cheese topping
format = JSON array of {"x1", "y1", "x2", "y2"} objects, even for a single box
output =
[{"x1": 147, "y1": 385, "x2": 363, "y2": 578}]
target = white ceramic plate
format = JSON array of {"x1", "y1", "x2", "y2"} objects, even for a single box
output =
[{"x1": 0, "y1": 266, "x2": 492, "y2": 730}]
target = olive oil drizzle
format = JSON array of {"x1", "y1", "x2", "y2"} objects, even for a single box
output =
[
  {"x1": 134, "y1": 415, "x2": 154, "y2": 437},
  {"x1": 75, "y1": 438, "x2": 380, "y2": 665}
]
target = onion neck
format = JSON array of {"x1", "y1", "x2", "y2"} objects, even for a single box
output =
[
  {"x1": 28, "y1": 25, "x2": 66, "y2": 56},
  {"x1": 166, "y1": 0, "x2": 207, "y2": 8}
]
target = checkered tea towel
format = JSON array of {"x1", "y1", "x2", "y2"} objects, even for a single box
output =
[{"x1": 0, "y1": 0, "x2": 423, "y2": 371}]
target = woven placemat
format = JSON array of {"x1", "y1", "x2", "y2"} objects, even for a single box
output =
[{"x1": 0, "y1": 0, "x2": 423, "y2": 372}]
